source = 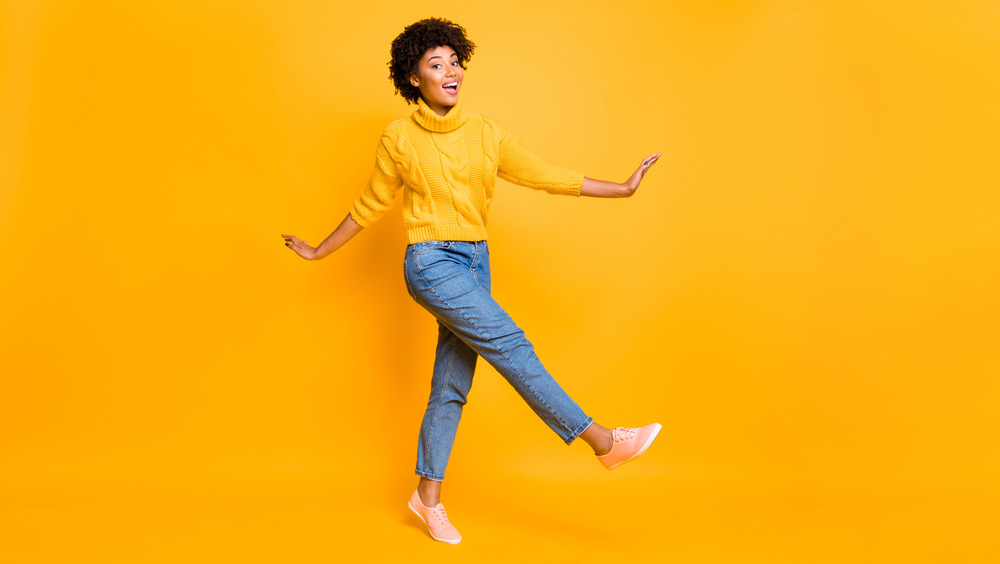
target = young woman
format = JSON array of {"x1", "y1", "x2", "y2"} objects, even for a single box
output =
[{"x1": 281, "y1": 18, "x2": 662, "y2": 545}]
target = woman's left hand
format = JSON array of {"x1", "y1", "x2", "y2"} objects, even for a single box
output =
[
  {"x1": 624, "y1": 152, "x2": 662, "y2": 193},
  {"x1": 580, "y1": 151, "x2": 662, "y2": 198}
]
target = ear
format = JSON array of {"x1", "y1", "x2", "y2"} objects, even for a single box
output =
[{"x1": 410, "y1": 74, "x2": 419, "y2": 87}]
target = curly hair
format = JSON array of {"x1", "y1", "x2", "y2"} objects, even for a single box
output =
[{"x1": 388, "y1": 18, "x2": 476, "y2": 105}]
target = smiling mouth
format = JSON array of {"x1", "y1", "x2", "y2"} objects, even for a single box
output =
[{"x1": 443, "y1": 82, "x2": 459, "y2": 95}]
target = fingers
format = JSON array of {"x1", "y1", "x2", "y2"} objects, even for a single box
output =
[
  {"x1": 638, "y1": 152, "x2": 661, "y2": 180},
  {"x1": 281, "y1": 233, "x2": 307, "y2": 250},
  {"x1": 281, "y1": 234, "x2": 315, "y2": 260},
  {"x1": 628, "y1": 152, "x2": 662, "y2": 189}
]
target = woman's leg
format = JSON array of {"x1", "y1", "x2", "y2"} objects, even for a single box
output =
[
  {"x1": 414, "y1": 320, "x2": 478, "y2": 488},
  {"x1": 405, "y1": 241, "x2": 594, "y2": 445},
  {"x1": 403, "y1": 241, "x2": 660, "y2": 544}
]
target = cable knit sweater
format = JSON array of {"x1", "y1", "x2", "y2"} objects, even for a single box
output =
[{"x1": 349, "y1": 98, "x2": 584, "y2": 244}]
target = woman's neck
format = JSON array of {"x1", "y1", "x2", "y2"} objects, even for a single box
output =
[
  {"x1": 424, "y1": 100, "x2": 453, "y2": 117},
  {"x1": 412, "y1": 98, "x2": 468, "y2": 133}
]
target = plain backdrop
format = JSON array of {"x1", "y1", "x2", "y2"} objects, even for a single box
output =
[{"x1": 2, "y1": 1, "x2": 998, "y2": 562}]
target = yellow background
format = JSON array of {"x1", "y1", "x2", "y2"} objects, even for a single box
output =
[{"x1": 2, "y1": 0, "x2": 998, "y2": 562}]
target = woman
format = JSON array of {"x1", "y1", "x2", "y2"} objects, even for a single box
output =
[{"x1": 281, "y1": 18, "x2": 661, "y2": 545}]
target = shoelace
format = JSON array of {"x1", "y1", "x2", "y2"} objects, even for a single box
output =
[
  {"x1": 434, "y1": 506, "x2": 451, "y2": 525},
  {"x1": 612, "y1": 427, "x2": 636, "y2": 443}
]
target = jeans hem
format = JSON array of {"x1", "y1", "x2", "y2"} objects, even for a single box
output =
[
  {"x1": 564, "y1": 416, "x2": 595, "y2": 446},
  {"x1": 415, "y1": 470, "x2": 445, "y2": 481}
]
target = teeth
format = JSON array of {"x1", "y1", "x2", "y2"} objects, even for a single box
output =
[{"x1": 444, "y1": 83, "x2": 457, "y2": 88}]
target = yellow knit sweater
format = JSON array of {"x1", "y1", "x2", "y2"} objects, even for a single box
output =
[{"x1": 349, "y1": 98, "x2": 584, "y2": 244}]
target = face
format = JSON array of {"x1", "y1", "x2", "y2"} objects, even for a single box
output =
[{"x1": 410, "y1": 45, "x2": 464, "y2": 116}]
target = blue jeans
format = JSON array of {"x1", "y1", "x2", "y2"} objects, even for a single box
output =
[{"x1": 403, "y1": 240, "x2": 594, "y2": 481}]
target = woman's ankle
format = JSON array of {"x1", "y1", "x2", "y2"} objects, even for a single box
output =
[
  {"x1": 417, "y1": 477, "x2": 442, "y2": 506},
  {"x1": 580, "y1": 422, "x2": 614, "y2": 455}
]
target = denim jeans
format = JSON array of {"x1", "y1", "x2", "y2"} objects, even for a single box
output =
[{"x1": 403, "y1": 240, "x2": 594, "y2": 481}]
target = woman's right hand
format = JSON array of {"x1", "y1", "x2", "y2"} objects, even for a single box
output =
[{"x1": 281, "y1": 233, "x2": 318, "y2": 260}]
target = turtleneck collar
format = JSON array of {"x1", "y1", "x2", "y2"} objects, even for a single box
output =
[{"x1": 412, "y1": 98, "x2": 469, "y2": 133}]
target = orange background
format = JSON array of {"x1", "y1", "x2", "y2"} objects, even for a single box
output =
[{"x1": 2, "y1": 1, "x2": 998, "y2": 562}]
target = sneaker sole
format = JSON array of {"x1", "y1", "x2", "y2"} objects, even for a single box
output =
[
  {"x1": 606, "y1": 423, "x2": 662, "y2": 470},
  {"x1": 407, "y1": 501, "x2": 462, "y2": 544}
]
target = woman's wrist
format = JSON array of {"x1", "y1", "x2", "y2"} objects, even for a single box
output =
[
  {"x1": 619, "y1": 180, "x2": 638, "y2": 197},
  {"x1": 309, "y1": 245, "x2": 328, "y2": 260},
  {"x1": 582, "y1": 177, "x2": 632, "y2": 198}
]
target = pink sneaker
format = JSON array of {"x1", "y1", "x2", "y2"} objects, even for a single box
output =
[
  {"x1": 596, "y1": 423, "x2": 662, "y2": 470},
  {"x1": 408, "y1": 490, "x2": 461, "y2": 544}
]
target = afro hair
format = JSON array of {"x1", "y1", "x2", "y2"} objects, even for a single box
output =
[{"x1": 388, "y1": 18, "x2": 476, "y2": 105}]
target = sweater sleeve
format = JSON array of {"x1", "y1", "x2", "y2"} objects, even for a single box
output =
[
  {"x1": 349, "y1": 132, "x2": 404, "y2": 227},
  {"x1": 496, "y1": 127, "x2": 584, "y2": 197}
]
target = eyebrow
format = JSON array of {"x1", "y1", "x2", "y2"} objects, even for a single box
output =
[{"x1": 427, "y1": 53, "x2": 458, "y2": 62}]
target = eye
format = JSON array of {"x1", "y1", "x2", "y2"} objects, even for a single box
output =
[
  {"x1": 451, "y1": 61, "x2": 459, "y2": 66},
  {"x1": 432, "y1": 64, "x2": 441, "y2": 69}
]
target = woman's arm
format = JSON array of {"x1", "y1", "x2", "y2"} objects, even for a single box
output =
[
  {"x1": 281, "y1": 213, "x2": 364, "y2": 261},
  {"x1": 580, "y1": 152, "x2": 661, "y2": 198}
]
